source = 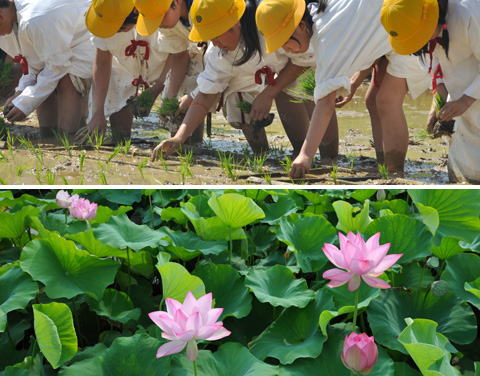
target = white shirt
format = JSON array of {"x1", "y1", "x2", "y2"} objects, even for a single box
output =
[
  {"x1": 309, "y1": 0, "x2": 391, "y2": 101},
  {"x1": 0, "y1": 0, "x2": 94, "y2": 116}
]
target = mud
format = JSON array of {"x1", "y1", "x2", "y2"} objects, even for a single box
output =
[{"x1": 0, "y1": 85, "x2": 455, "y2": 185}]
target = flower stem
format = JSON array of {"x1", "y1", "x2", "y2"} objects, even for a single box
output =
[
  {"x1": 352, "y1": 290, "x2": 360, "y2": 332},
  {"x1": 193, "y1": 360, "x2": 198, "y2": 376}
]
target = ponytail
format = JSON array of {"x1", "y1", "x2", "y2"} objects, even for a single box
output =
[
  {"x1": 234, "y1": 0, "x2": 262, "y2": 66},
  {"x1": 317, "y1": 0, "x2": 328, "y2": 13}
]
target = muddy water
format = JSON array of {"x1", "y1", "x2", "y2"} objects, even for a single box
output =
[{"x1": 0, "y1": 84, "x2": 451, "y2": 185}]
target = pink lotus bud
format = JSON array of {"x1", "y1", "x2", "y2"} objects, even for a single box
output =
[
  {"x1": 341, "y1": 332, "x2": 378, "y2": 374},
  {"x1": 69, "y1": 197, "x2": 98, "y2": 220},
  {"x1": 56, "y1": 190, "x2": 78, "y2": 208},
  {"x1": 149, "y1": 292, "x2": 231, "y2": 361},
  {"x1": 322, "y1": 232, "x2": 403, "y2": 291}
]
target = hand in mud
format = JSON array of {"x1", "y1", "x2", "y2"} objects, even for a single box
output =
[
  {"x1": 289, "y1": 153, "x2": 313, "y2": 179},
  {"x1": 151, "y1": 138, "x2": 182, "y2": 161},
  {"x1": 250, "y1": 92, "x2": 274, "y2": 121},
  {"x1": 4, "y1": 106, "x2": 26, "y2": 123},
  {"x1": 438, "y1": 96, "x2": 475, "y2": 121},
  {"x1": 87, "y1": 112, "x2": 108, "y2": 134},
  {"x1": 177, "y1": 94, "x2": 193, "y2": 116}
]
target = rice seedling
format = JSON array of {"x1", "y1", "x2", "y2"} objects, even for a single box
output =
[
  {"x1": 87, "y1": 129, "x2": 105, "y2": 151},
  {"x1": 179, "y1": 149, "x2": 194, "y2": 185},
  {"x1": 79, "y1": 150, "x2": 87, "y2": 171},
  {"x1": 98, "y1": 171, "x2": 108, "y2": 185},
  {"x1": 263, "y1": 173, "x2": 272, "y2": 185},
  {"x1": 244, "y1": 153, "x2": 267, "y2": 173},
  {"x1": 61, "y1": 176, "x2": 69, "y2": 185},
  {"x1": 55, "y1": 131, "x2": 73, "y2": 157},
  {"x1": 0, "y1": 150, "x2": 8, "y2": 162},
  {"x1": 156, "y1": 97, "x2": 180, "y2": 117},
  {"x1": 346, "y1": 154, "x2": 356, "y2": 171},
  {"x1": 137, "y1": 157, "x2": 149, "y2": 180},
  {"x1": 119, "y1": 139, "x2": 132, "y2": 155},
  {"x1": 157, "y1": 150, "x2": 169, "y2": 172},
  {"x1": 218, "y1": 151, "x2": 237, "y2": 181},
  {"x1": 17, "y1": 136, "x2": 34, "y2": 152},
  {"x1": 280, "y1": 155, "x2": 293, "y2": 174},
  {"x1": 132, "y1": 90, "x2": 155, "y2": 118},
  {"x1": 33, "y1": 148, "x2": 44, "y2": 165},
  {"x1": 236, "y1": 101, "x2": 274, "y2": 128},
  {"x1": 330, "y1": 164, "x2": 339, "y2": 185},
  {"x1": 6, "y1": 129, "x2": 15, "y2": 154},
  {"x1": 16, "y1": 164, "x2": 28, "y2": 177},
  {"x1": 378, "y1": 164, "x2": 389, "y2": 180},
  {"x1": 45, "y1": 169, "x2": 56, "y2": 185},
  {"x1": 106, "y1": 146, "x2": 121, "y2": 165},
  {"x1": 0, "y1": 177, "x2": 6, "y2": 185}
]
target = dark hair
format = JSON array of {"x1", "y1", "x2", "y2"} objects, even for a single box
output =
[
  {"x1": 233, "y1": 0, "x2": 262, "y2": 66},
  {"x1": 0, "y1": 0, "x2": 11, "y2": 8},
  {"x1": 122, "y1": 10, "x2": 139, "y2": 27},
  {"x1": 414, "y1": 0, "x2": 449, "y2": 58},
  {"x1": 302, "y1": 0, "x2": 327, "y2": 32}
]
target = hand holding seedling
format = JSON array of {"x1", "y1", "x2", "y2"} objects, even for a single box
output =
[
  {"x1": 250, "y1": 92, "x2": 274, "y2": 122},
  {"x1": 151, "y1": 138, "x2": 181, "y2": 161},
  {"x1": 438, "y1": 95, "x2": 475, "y2": 121},
  {"x1": 4, "y1": 105, "x2": 26, "y2": 123},
  {"x1": 289, "y1": 153, "x2": 312, "y2": 179}
]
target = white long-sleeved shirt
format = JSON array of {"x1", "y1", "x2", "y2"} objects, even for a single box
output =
[
  {"x1": 309, "y1": 0, "x2": 391, "y2": 101},
  {"x1": 0, "y1": 0, "x2": 94, "y2": 116}
]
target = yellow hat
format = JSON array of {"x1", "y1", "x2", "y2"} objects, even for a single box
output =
[
  {"x1": 189, "y1": 0, "x2": 246, "y2": 43},
  {"x1": 381, "y1": 0, "x2": 439, "y2": 55},
  {"x1": 135, "y1": 0, "x2": 173, "y2": 36},
  {"x1": 256, "y1": 0, "x2": 305, "y2": 54},
  {"x1": 85, "y1": 0, "x2": 135, "y2": 38}
]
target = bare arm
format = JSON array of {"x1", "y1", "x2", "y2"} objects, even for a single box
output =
[
  {"x1": 290, "y1": 91, "x2": 337, "y2": 178},
  {"x1": 164, "y1": 50, "x2": 190, "y2": 99},
  {"x1": 90, "y1": 49, "x2": 113, "y2": 119},
  {"x1": 250, "y1": 62, "x2": 306, "y2": 121}
]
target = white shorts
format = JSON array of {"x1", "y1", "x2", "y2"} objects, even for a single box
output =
[{"x1": 386, "y1": 52, "x2": 431, "y2": 99}]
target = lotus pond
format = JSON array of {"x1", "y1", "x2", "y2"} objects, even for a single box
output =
[{"x1": 0, "y1": 189, "x2": 479, "y2": 375}]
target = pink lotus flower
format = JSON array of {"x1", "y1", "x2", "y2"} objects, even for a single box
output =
[
  {"x1": 56, "y1": 190, "x2": 79, "y2": 209},
  {"x1": 322, "y1": 232, "x2": 402, "y2": 291},
  {"x1": 149, "y1": 292, "x2": 231, "y2": 361},
  {"x1": 69, "y1": 197, "x2": 98, "y2": 220},
  {"x1": 342, "y1": 332, "x2": 378, "y2": 374}
]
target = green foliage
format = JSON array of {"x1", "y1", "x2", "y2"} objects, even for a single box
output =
[{"x1": 0, "y1": 189, "x2": 478, "y2": 375}]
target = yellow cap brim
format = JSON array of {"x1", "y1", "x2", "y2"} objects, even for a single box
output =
[
  {"x1": 386, "y1": 0, "x2": 439, "y2": 55},
  {"x1": 136, "y1": 13, "x2": 165, "y2": 37},
  {"x1": 189, "y1": 0, "x2": 246, "y2": 42},
  {"x1": 264, "y1": 0, "x2": 305, "y2": 54},
  {"x1": 85, "y1": 4, "x2": 125, "y2": 38}
]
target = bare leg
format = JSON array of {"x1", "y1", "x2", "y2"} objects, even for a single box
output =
[
  {"x1": 365, "y1": 57, "x2": 388, "y2": 163},
  {"x1": 56, "y1": 75, "x2": 85, "y2": 137},
  {"x1": 239, "y1": 124, "x2": 269, "y2": 155},
  {"x1": 36, "y1": 93, "x2": 58, "y2": 139},
  {"x1": 376, "y1": 72, "x2": 409, "y2": 174},
  {"x1": 187, "y1": 122, "x2": 204, "y2": 145},
  {"x1": 110, "y1": 104, "x2": 133, "y2": 143}
]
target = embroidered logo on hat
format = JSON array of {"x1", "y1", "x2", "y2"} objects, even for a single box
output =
[
  {"x1": 196, "y1": 15, "x2": 203, "y2": 23},
  {"x1": 390, "y1": 31, "x2": 398, "y2": 36}
]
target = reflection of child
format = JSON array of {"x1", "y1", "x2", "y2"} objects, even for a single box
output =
[
  {"x1": 0, "y1": 0, "x2": 94, "y2": 139},
  {"x1": 257, "y1": 0, "x2": 430, "y2": 178},
  {"x1": 382, "y1": 0, "x2": 480, "y2": 184},
  {"x1": 85, "y1": 0, "x2": 175, "y2": 143}
]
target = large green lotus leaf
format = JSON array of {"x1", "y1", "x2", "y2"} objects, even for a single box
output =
[
  {"x1": 59, "y1": 333, "x2": 170, "y2": 376},
  {"x1": 89, "y1": 205, "x2": 132, "y2": 225},
  {"x1": 170, "y1": 343, "x2": 279, "y2": 376},
  {"x1": 94, "y1": 214, "x2": 169, "y2": 251},
  {"x1": 279, "y1": 325, "x2": 394, "y2": 376},
  {"x1": 0, "y1": 309, "x2": 5, "y2": 333},
  {"x1": 441, "y1": 253, "x2": 480, "y2": 308},
  {"x1": 193, "y1": 263, "x2": 252, "y2": 319},
  {"x1": 394, "y1": 363, "x2": 422, "y2": 376},
  {"x1": 333, "y1": 199, "x2": 372, "y2": 233},
  {"x1": 408, "y1": 190, "x2": 480, "y2": 242},
  {"x1": 414, "y1": 202, "x2": 440, "y2": 235},
  {"x1": 0, "y1": 267, "x2": 37, "y2": 332},
  {"x1": 371, "y1": 199, "x2": 410, "y2": 215},
  {"x1": 319, "y1": 282, "x2": 379, "y2": 336},
  {"x1": 275, "y1": 213, "x2": 337, "y2": 273},
  {"x1": 208, "y1": 193, "x2": 265, "y2": 229},
  {"x1": 0, "y1": 355, "x2": 45, "y2": 376},
  {"x1": 465, "y1": 277, "x2": 480, "y2": 299},
  {"x1": 294, "y1": 190, "x2": 332, "y2": 215},
  {"x1": 85, "y1": 189, "x2": 143, "y2": 206},
  {"x1": 158, "y1": 207, "x2": 188, "y2": 225},
  {"x1": 151, "y1": 189, "x2": 188, "y2": 206},
  {"x1": 157, "y1": 262, "x2": 205, "y2": 302},
  {"x1": 20, "y1": 233, "x2": 120, "y2": 300},
  {"x1": 65, "y1": 230, "x2": 126, "y2": 258},
  {"x1": 87, "y1": 289, "x2": 140, "y2": 324},
  {"x1": 244, "y1": 265, "x2": 314, "y2": 309},
  {"x1": 161, "y1": 228, "x2": 227, "y2": 261},
  {"x1": 364, "y1": 214, "x2": 433, "y2": 263},
  {"x1": 249, "y1": 291, "x2": 327, "y2": 365},
  {"x1": 0, "y1": 206, "x2": 40, "y2": 240},
  {"x1": 431, "y1": 237, "x2": 466, "y2": 259},
  {"x1": 259, "y1": 196, "x2": 298, "y2": 225},
  {"x1": 33, "y1": 303, "x2": 77, "y2": 369},
  {"x1": 368, "y1": 289, "x2": 476, "y2": 353},
  {"x1": 394, "y1": 262, "x2": 434, "y2": 289},
  {"x1": 398, "y1": 319, "x2": 460, "y2": 376}
]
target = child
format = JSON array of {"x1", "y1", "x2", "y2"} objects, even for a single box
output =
[
  {"x1": 84, "y1": 0, "x2": 181, "y2": 143},
  {"x1": 151, "y1": 0, "x2": 322, "y2": 160},
  {"x1": 381, "y1": 0, "x2": 480, "y2": 184},
  {"x1": 0, "y1": 0, "x2": 94, "y2": 139},
  {"x1": 256, "y1": 0, "x2": 430, "y2": 178}
]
